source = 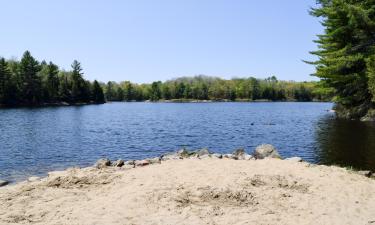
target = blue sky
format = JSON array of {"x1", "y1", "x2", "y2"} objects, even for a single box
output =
[{"x1": 0, "y1": 0, "x2": 322, "y2": 83}]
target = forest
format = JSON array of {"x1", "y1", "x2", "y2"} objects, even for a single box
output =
[
  {"x1": 0, "y1": 51, "x2": 105, "y2": 106},
  {"x1": 0, "y1": 52, "x2": 333, "y2": 107},
  {"x1": 309, "y1": 0, "x2": 375, "y2": 120},
  {"x1": 103, "y1": 76, "x2": 333, "y2": 102}
]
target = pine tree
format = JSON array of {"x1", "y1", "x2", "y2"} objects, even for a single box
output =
[
  {"x1": 0, "y1": 58, "x2": 14, "y2": 105},
  {"x1": 92, "y1": 80, "x2": 105, "y2": 103},
  {"x1": 46, "y1": 62, "x2": 60, "y2": 102},
  {"x1": 71, "y1": 60, "x2": 85, "y2": 102},
  {"x1": 309, "y1": 0, "x2": 375, "y2": 119},
  {"x1": 19, "y1": 51, "x2": 42, "y2": 105}
]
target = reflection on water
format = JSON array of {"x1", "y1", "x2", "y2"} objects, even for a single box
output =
[{"x1": 315, "y1": 116, "x2": 375, "y2": 170}]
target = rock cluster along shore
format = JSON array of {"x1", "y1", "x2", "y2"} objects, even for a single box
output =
[
  {"x1": 93, "y1": 144, "x2": 375, "y2": 179},
  {"x1": 1, "y1": 144, "x2": 374, "y2": 188},
  {"x1": 94, "y1": 144, "x2": 281, "y2": 169}
]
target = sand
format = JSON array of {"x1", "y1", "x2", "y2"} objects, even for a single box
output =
[{"x1": 0, "y1": 158, "x2": 375, "y2": 225}]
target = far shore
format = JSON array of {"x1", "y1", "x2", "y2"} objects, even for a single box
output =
[{"x1": 109, "y1": 99, "x2": 332, "y2": 103}]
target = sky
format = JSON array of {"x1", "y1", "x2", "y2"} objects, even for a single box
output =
[{"x1": 0, "y1": 0, "x2": 323, "y2": 83}]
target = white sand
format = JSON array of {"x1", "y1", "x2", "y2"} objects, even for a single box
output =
[{"x1": 0, "y1": 158, "x2": 375, "y2": 225}]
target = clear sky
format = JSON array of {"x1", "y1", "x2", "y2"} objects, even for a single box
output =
[{"x1": 0, "y1": 0, "x2": 322, "y2": 83}]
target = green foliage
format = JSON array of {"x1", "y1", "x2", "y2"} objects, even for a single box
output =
[
  {"x1": 0, "y1": 51, "x2": 106, "y2": 106},
  {"x1": 309, "y1": 0, "x2": 375, "y2": 119},
  {"x1": 92, "y1": 80, "x2": 105, "y2": 103},
  {"x1": 103, "y1": 75, "x2": 332, "y2": 102}
]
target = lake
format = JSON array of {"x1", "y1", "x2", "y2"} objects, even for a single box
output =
[{"x1": 1, "y1": 102, "x2": 375, "y2": 182}]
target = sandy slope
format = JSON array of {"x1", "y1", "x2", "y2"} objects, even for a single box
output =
[{"x1": 0, "y1": 158, "x2": 374, "y2": 225}]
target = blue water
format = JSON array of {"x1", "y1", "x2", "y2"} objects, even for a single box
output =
[{"x1": 1, "y1": 102, "x2": 374, "y2": 182}]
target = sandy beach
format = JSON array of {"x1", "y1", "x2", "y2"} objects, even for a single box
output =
[{"x1": 0, "y1": 157, "x2": 375, "y2": 225}]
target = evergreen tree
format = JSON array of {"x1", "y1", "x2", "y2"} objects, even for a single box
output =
[
  {"x1": 58, "y1": 72, "x2": 71, "y2": 102},
  {"x1": 106, "y1": 81, "x2": 115, "y2": 101},
  {"x1": 0, "y1": 58, "x2": 16, "y2": 105},
  {"x1": 46, "y1": 62, "x2": 60, "y2": 102},
  {"x1": 92, "y1": 80, "x2": 105, "y2": 103},
  {"x1": 19, "y1": 51, "x2": 42, "y2": 105},
  {"x1": 309, "y1": 0, "x2": 375, "y2": 119},
  {"x1": 71, "y1": 60, "x2": 85, "y2": 102}
]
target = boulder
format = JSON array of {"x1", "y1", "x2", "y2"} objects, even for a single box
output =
[
  {"x1": 0, "y1": 180, "x2": 9, "y2": 187},
  {"x1": 243, "y1": 154, "x2": 254, "y2": 160},
  {"x1": 196, "y1": 148, "x2": 210, "y2": 157},
  {"x1": 28, "y1": 176, "x2": 40, "y2": 182},
  {"x1": 161, "y1": 153, "x2": 182, "y2": 161},
  {"x1": 212, "y1": 153, "x2": 223, "y2": 159},
  {"x1": 176, "y1": 149, "x2": 191, "y2": 158},
  {"x1": 135, "y1": 160, "x2": 150, "y2": 167},
  {"x1": 113, "y1": 159, "x2": 125, "y2": 167},
  {"x1": 253, "y1": 144, "x2": 281, "y2": 159},
  {"x1": 232, "y1": 148, "x2": 253, "y2": 160},
  {"x1": 146, "y1": 157, "x2": 161, "y2": 164},
  {"x1": 223, "y1": 154, "x2": 234, "y2": 159},
  {"x1": 285, "y1": 157, "x2": 303, "y2": 163},
  {"x1": 199, "y1": 154, "x2": 211, "y2": 159},
  {"x1": 124, "y1": 160, "x2": 135, "y2": 166},
  {"x1": 95, "y1": 158, "x2": 111, "y2": 169}
]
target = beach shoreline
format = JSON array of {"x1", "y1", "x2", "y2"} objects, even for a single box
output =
[{"x1": 0, "y1": 149, "x2": 374, "y2": 225}]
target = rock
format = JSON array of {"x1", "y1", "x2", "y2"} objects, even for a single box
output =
[
  {"x1": 113, "y1": 159, "x2": 125, "y2": 167},
  {"x1": 95, "y1": 158, "x2": 111, "y2": 169},
  {"x1": 124, "y1": 160, "x2": 135, "y2": 166},
  {"x1": 223, "y1": 154, "x2": 234, "y2": 159},
  {"x1": 0, "y1": 180, "x2": 9, "y2": 187},
  {"x1": 161, "y1": 153, "x2": 182, "y2": 161},
  {"x1": 357, "y1": 170, "x2": 373, "y2": 178},
  {"x1": 285, "y1": 157, "x2": 303, "y2": 163},
  {"x1": 176, "y1": 149, "x2": 191, "y2": 158},
  {"x1": 232, "y1": 148, "x2": 253, "y2": 160},
  {"x1": 212, "y1": 153, "x2": 223, "y2": 159},
  {"x1": 28, "y1": 176, "x2": 40, "y2": 182},
  {"x1": 199, "y1": 154, "x2": 211, "y2": 159},
  {"x1": 253, "y1": 144, "x2": 282, "y2": 159},
  {"x1": 243, "y1": 154, "x2": 254, "y2": 160},
  {"x1": 196, "y1": 148, "x2": 210, "y2": 157},
  {"x1": 146, "y1": 157, "x2": 161, "y2": 164},
  {"x1": 135, "y1": 160, "x2": 150, "y2": 167}
]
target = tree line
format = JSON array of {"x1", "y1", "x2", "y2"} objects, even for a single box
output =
[
  {"x1": 103, "y1": 75, "x2": 333, "y2": 102},
  {"x1": 0, "y1": 51, "x2": 105, "y2": 106},
  {"x1": 309, "y1": 0, "x2": 375, "y2": 120}
]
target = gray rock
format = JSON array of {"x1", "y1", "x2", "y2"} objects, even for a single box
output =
[
  {"x1": 0, "y1": 180, "x2": 9, "y2": 187},
  {"x1": 253, "y1": 144, "x2": 281, "y2": 159},
  {"x1": 95, "y1": 158, "x2": 111, "y2": 169},
  {"x1": 223, "y1": 154, "x2": 234, "y2": 159},
  {"x1": 113, "y1": 159, "x2": 125, "y2": 167},
  {"x1": 124, "y1": 160, "x2": 135, "y2": 166},
  {"x1": 146, "y1": 157, "x2": 161, "y2": 164},
  {"x1": 357, "y1": 170, "x2": 373, "y2": 178},
  {"x1": 285, "y1": 157, "x2": 303, "y2": 162},
  {"x1": 135, "y1": 160, "x2": 150, "y2": 167},
  {"x1": 243, "y1": 154, "x2": 254, "y2": 160},
  {"x1": 212, "y1": 153, "x2": 223, "y2": 159},
  {"x1": 176, "y1": 149, "x2": 191, "y2": 158},
  {"x1": 232, "y1": 148, "x2": 252, "y2": 160},
  {"x1": 199, "y1": 154, "x2": 212, "y2": 159},
  {"x1": 161, "y1": 153, "x2": 182, "y2": 161},
  {"x1": 28, "y1": 176, "x2": 40, "y2": 182},
  {"x1": 196, "y1": 148, "x2": 210, "y2": 157}
]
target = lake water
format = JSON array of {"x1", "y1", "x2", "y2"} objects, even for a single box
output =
[{"x1": 1, "y1": 102, "x2": 375, "y2": 182}]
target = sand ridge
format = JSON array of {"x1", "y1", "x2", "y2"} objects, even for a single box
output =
[{"x1": 0, "y1": 158, "x2": 375, "y2": 225}]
